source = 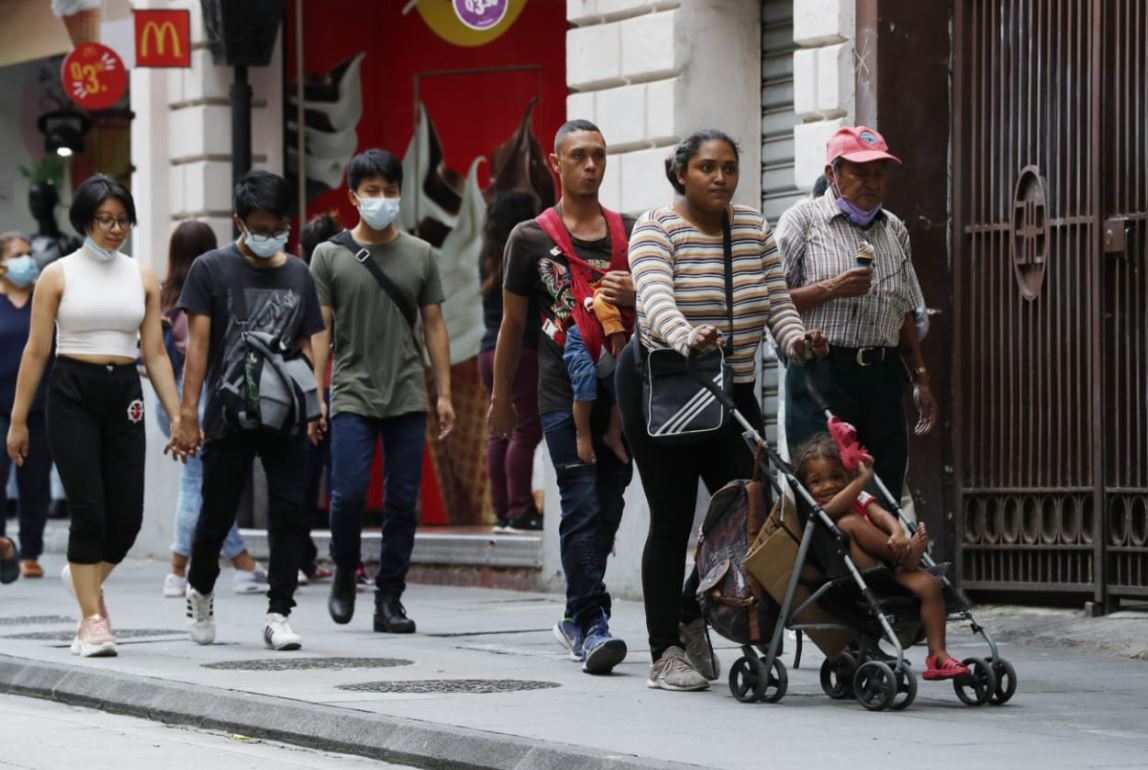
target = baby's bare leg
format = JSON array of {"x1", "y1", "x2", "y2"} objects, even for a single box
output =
[{"x1": 835, "y1": 514, "x2": 889, "y2": 568}]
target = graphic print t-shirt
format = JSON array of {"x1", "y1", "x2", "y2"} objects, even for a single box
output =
[
  {"x1": 502, "y1": 211, "x2": 635, "y2": 414},
  {"x1": 177, "y1": 244, "x2": 325, "y2": 442}
]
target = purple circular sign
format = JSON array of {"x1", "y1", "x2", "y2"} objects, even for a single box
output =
[{"x1": 453, "y1": 0, "x2": 509, "y2": 31}]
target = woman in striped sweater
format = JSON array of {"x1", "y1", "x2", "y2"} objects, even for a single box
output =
[{"x1": 616, "y1": 130, "x2": 827, "y2": 691}]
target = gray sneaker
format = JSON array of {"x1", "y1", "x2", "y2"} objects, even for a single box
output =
[
  {"x1": 679, "y1": 618, "x2": 720, "y2": 681},
  {"x1": 647, "y1": 645, "x2": 710, "y2": 691}
]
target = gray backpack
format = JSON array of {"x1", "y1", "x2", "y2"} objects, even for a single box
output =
[{"x1": 219, "y1": 286, "x2": 320, "y2": 435}]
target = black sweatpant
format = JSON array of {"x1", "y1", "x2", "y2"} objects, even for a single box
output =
[
  {"x1": 188, "y1": 429, "x2": 308, "y2": 616},
  {"x1": 46, "y1": 358, "x2": 146, "y2": 565},
  {"x1": 615, "y1": 340, "x2": 764, "y2": 661},
  {"x1": 784, "y1": 354, "x2": 909, "y2": 501}
]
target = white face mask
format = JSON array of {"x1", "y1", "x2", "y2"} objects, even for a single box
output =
[
  {"x1": 242, "y1": 225, "x2": 288, "y2": 259},
  {"x1": 355, "y1": 194, "x2": 401, "y2": 231},
  {"x1": 83, "y1": 236, "x2": 116, "y2": 262}
]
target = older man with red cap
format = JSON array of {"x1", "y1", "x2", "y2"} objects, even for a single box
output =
[{"x1": 775, "y1": 125, "x2": 937, "y2": 500}]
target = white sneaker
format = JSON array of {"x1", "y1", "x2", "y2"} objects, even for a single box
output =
[
  {"x1": 297, "y1": 570, "x2": 309, "y2": 586},
  {"x1": 263, "y1": 613, "x2": 302, "y2": 651},
  {"x1": 186, "y1": 588, "x2": 215, "y2": 645},
  {"x1": 233, "y1": 568, "x2": 270, "y2": 594},
  {"x1": 163, "y1": 573, "x2": 188, "y2": 598}
]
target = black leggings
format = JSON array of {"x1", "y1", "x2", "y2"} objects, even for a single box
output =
[
  {"x1": 615, "y1": 340, "x2": 763, "y2": 661},
  {"x1": 47, "y1": 358, "x2": 146, "y2": 565}
]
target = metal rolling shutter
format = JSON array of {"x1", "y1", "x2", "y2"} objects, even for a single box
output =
[{"x1": 759, "y1": 0, "x2": 800, "y2": 447}]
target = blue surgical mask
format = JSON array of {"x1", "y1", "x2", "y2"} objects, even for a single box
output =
[
  {"x1": 4, "y1": 255, "x2": 40, "y2": 287},
  {"x1": 832, "y1": 172, "x2": 883, "y2": 227},
  {"x1": 84, "y1": 237, "x2": 117, "y2": 262},
  {"x1": 355, "y1": 195, "x2": 401, "y2": 231},
  {"x1": 242, "y1": 225, "x2": 288, "y2": 259}
]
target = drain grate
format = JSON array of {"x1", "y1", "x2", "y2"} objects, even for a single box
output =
[
  {"x1": 337, "y1": 679, "x2": 560, "y2": 695},
  {"x1": 203, "y1": 657, "x2": 414, "y2": 672},
  {"x1": 0, "y1": 615, "x2": 74, "y2": 627},
  {"x1": 3, "y1": 628, "x2": 183, "y2": 641}
]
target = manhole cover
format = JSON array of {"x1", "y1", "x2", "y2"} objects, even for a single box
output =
[
  {"x1": 337, "y1": 679, "x2": 560, "y2": 695},
  {"x1": 203, "y1": 657, "x2": 414, "y2": 672},
  {"x1": 0, "y1": 615, "x2": 73, "y2": 627},
  {"x1": 3, "y1": 628, "x2": 182, "y2": 641}
]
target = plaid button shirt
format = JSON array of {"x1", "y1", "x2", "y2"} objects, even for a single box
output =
[{"x1": 774, "y1": 190, "x2": 925, "y2": 348}]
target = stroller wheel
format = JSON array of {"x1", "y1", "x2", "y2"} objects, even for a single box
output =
[
  {"x1": 987, "y1": 657, "x2": 1017, "y2": 705},
  {"x1": 953, "y1": 657, "x2": 998, "y2": 706},
  {"x1": 729, "y1": 656, "x2": 762, "y2": 703},
  {"x1": 853, "y1": 661, "x2": 897, "y2": 711},
  {"x1": 756, "y1": 655, "x2": 788, "y2": 703},
  {"x1": 890, "y1": 666, "x2": 917, "y2": 710},
  {"x1": 819, "y1": 652, "x2": 858, "y2": 699}
]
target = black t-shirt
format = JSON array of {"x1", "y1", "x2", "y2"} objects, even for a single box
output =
[
  {"x1": 479, "y1": 260, "x2": 538, "y2": 353},
  {"x1": 502, "y1": 211, "x2": 635, "y2": 414},
  {"x1": 177, "y1": 244, "x2": 325, "y2": 442}
]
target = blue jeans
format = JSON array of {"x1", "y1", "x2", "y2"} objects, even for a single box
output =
[
  {"x1": 328, "y1": 411, "x2": 427, "y2": 596},
  {"x1": 156, "y1": 381, "x2": 246, "y2": 560},
  {"x1": 541, "y1": 409, "x2": 632, "y2": 632},
  {"x1": 0, "y1": 411, "x2": 52, "y2": 561}
]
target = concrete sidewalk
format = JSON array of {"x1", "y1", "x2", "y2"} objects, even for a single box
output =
[{"x1": 2, "y1": 556, "x2": 1147, "y2": 769}]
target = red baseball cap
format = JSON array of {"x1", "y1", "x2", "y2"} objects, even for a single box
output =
[{"x1": 826, "y1": 126, "x2": 901, "y2": 165}]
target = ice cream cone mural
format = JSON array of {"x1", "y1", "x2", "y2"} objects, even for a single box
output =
[
  {"x1": 425, "y1": 155, "x2": 492, "y2": 524},
  {"x1": 53, "y1": 0, "x2": 102, "y2": 46},
  {"x1": 287, "y1": 53, "x2": 367, "y2": 202},
  {"x1": 403, "y1": 108, "x2": 492, "y2": 524}
]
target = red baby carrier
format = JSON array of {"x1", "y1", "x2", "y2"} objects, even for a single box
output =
[{"x1": 535, "y1": 206, "x2": 634, "y2": 363}]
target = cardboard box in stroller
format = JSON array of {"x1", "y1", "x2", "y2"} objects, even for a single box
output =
[{"x1": 744, "y1": 498, "x2": 852, "y2": 660}]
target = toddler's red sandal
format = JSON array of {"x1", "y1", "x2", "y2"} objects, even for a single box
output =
[{"x1": 923, "y1": 655, "x2": 971, "y2": 680}]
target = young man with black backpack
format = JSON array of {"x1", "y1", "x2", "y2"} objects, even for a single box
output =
[
  {"x1": 309, "y1": 149, "x2": 455, "y2": 634},
  {"x1": 175, "y1": 171, "x2": 325, "y2": 650}
]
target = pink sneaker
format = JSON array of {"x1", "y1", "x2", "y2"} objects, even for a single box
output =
[
  {"x1": 71, "y1": 616, "x2": 117, "y2": 657},
  {"x1": 61, "y1": 564, "x2": 112, "y2": 632}
]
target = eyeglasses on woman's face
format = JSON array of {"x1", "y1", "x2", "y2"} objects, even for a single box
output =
[{"x1": 92, "y1": 215, "x2": 133, "y2": 232}]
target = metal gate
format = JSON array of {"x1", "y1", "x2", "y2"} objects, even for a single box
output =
[{"x1": 953, "y1": 0, "x2": 1148, "y2": 604}]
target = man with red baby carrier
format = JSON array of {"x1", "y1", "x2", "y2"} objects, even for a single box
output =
[{"x1": 490, "y1": 119, "x2": 635, "y2": 675}]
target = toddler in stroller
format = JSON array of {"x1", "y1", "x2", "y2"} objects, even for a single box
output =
[{"x1": 793, "y1": 433, "x2": 968, "y2": 681}]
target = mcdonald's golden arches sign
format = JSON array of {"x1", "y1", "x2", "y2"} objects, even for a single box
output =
[{"x1": 134, "y1": 9, "x2": 191, "y2": 68}]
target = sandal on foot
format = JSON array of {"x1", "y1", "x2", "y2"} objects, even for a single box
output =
[{"x1": 923, "y1": 654, "x2": 970, "y2": 681}]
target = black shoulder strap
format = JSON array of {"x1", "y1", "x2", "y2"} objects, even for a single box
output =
[
  {"x1": 721, "y1": 209, "x2": 734, "y2": 355},
  {"x1": 330, "y1": 231, "x2": 417, "y2": 330}
]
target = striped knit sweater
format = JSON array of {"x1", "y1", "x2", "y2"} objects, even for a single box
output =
[{"x1": 629, "y1": 204, "x2": 807, "y2": 383}]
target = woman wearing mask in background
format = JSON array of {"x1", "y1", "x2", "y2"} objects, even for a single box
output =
[
  {"x1": 6, "y1": 174, "x2": 189, "y2": 655},
  {"x1": 156, "y1": 221, "x2": 268, "y2": 598},
  {"x1": 0, "y1": 232, "x2": 52, "y2": 583}
]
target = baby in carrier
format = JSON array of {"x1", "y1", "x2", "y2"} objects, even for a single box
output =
[
  {"x1": 563, "y1": 286, "x2": 629, "y2": 465},
  {"x1": 794, "y1": 433, "x2": 971, "y2": 681}
]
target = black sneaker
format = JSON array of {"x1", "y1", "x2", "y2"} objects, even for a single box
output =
[
  {"x1": 509, "y1": 511, "x2": 543, "y2": 531},
  {"x1": 493, "y1": 517, "x2": 513, "y2": 533}
]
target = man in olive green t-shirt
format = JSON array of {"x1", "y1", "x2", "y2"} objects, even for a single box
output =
[{"x1": 309, "y1": 148, "x2": 455, "y2": 634}]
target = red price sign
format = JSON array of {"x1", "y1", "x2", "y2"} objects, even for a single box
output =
[{"x1": 61, "y1": 43, "x2": 128, "y2": 111}]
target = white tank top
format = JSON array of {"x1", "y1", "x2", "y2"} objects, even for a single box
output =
[{"x1": 56, "y1": 247, "x2": 146, "y2": 359}]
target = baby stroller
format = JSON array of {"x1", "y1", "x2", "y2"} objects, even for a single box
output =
[{"x1": 692, "y1": 370, "x2": 1018, "y2": 711}]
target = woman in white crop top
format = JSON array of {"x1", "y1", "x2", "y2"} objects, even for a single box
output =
[{"x1": 5, "y1": 174, "x2": 189, "y2": 658}]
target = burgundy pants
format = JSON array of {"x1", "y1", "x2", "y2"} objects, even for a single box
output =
[{"x1": 478, "y1": 348, "x2": 542, "y2": 520}]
